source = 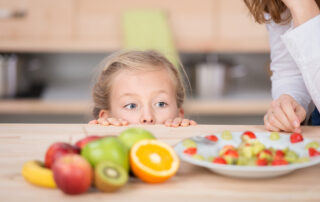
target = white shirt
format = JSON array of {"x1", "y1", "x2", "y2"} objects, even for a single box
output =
[{"x1": 267, "y1": 14, "x2": 320, "y2": 115}]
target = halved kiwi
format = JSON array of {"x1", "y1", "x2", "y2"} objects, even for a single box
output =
[{"x1": 94, "y1": 161, "x2": 128, "y2": 192}]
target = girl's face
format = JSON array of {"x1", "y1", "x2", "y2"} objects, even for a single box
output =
[{"x1": 100, "y1": 66, "x2": 184, "y2": 125}]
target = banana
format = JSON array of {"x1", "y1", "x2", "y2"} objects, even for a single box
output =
[{"x1": 21, "y1": 160, "x2": 56, "y2": 188}]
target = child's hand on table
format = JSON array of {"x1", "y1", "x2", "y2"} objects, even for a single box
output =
[
  {"x1": 89, "y1": 118, "x2": 197, "y2": 127},
  {"x1": 89, "y1": 118, "x2": 129, "y2": 126},
  {"x1": 164, "y1": 118, "x2": 197, "y2": 127}
]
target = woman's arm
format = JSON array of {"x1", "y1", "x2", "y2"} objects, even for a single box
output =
[
  {"x1": 280, "y1": 13, "x2": 320, "y2": 111},
  {"x1": 267, "y1": 20, "x2": 312, "y2": 111},
  {"x1": 264, "y1": 19, "x2": 311, "y2": 132},
  {"x1": 282, "y1": 0, "x2": 320, "y2": 27}
]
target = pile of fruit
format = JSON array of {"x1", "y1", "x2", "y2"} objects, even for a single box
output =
[
  {"x1": 182, "y1": 131, "x2": 320, "y2": 166},
  {"x1": 21, "y1": 128, "x2": 180, "y2": 195}
]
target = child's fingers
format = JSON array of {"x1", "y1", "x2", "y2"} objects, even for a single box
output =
[
  {"x1": 96, "y1": 118, "x2": 128, "y2": 126},
  {"x1": 165, "y1": 118, "x2": 197, "y2": 127},
  {"x1": 118, "y1": 118, "x2": 129, "y2": 126},
  {"x1": 107, "y1": 118, "x2": 121, "y2": 126},
  {"x1": 190, "y1": 120, "x2": 197, "y2": 126},
  {"x1": 98, "y1": 118, "x2": 110, "y2": 126},
  {"x1": 164, "y1": 119, "x2": 173, "y2": 127},
  {"x1": 88, "y1": 120, "x2": 99, "y2": 125},
  {"x1": 181, "y1": 119, "x2": 190, "y2": 127},
  {"x1": 181, "y1": 119, "x2": 197, "y2": 127},
  {"x1": 172, "y1": 118, "x2": 183, "y2": 127}
]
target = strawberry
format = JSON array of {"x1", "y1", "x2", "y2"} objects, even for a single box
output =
[
  {"x1": 257, "y1": 149, "x2": 272, "y2": 160},
  {"x1": 183, "y1": 147, "x2": 197, "y2": 155},
  {"x1": 205, "y1": 135, "x2": 218, "y2": 142},
  {"x1": 219, "y1": 145, "x2": 236, "y2": 156},
  {"x1": 243, "y1": 131, "x2": 256, "y2": 139},
  {"x1": 213, "y1": 157, "x2": 227, "y2": 164},
  {"x1": 271, "y1": 159, "x2": 288, "y2": 166},
  {"x1": 263, "y1": 149, "x2": 272, "y2": 155},
  {"x1": 222, "y1": 145, "x2": 235, "y2": 151},
  {"x1": 309, "y1": 148, "x2": 320, "y2": 157},
  {"x1": 183, "y1": 147, "x2": 197, "y2": 156},
  {"x1": 275, "y1": 150, "x2": 285, "y2": 159},
  {"x1": 290, "y1": 133, "x2": 304, "y2": 143},
  {"x1": 224, "y1": 149, "x2": 239, "y2": 158},
  {"x1": 256, "y1": 158, "x2": 268, "y2": 166}
]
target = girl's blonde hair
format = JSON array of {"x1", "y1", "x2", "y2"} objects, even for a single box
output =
[
  {"x1": 244, "y1": 0, "x2": 320, "y2": 24},
  {"x1": 92, "y1": 50, "x2": 185, "y2": 119}
]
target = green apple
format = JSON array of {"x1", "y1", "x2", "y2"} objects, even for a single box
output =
[
  {"x1": 81, "y1": 137, "x2": 129, "y2": 172},
  {"x1": 119, "y1": 128, "x2": 155, "y2": 150}
]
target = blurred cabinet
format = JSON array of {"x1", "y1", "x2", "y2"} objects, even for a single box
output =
[
  {"x1": 215, "y1": 0, "x2": 269, "y2": 52},
  {"x1": 0, "y1": 0, "x2": 269, "y2": 53},
  {"x1": 0, "y1": 0, "x2": 73, "y2": 51},
  {"x1": 74, "y1": 0, "x2": 217, "y2": 52}
]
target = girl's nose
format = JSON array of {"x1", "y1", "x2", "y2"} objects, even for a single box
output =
[
  {"x1": 140, "y1": 107, "x2": 155, "y2": 124},
  {"x1": 142, "y1": 118, "x2": 154, "y2": 124}
]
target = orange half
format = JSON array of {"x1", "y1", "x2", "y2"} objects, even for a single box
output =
[{"x1": 130, "y1": 139, "x2": 180, "y2": 183}]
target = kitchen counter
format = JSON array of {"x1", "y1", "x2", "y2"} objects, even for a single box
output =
[{"x1": 0, "y1": 124, "x2": 319, "y2": 202}]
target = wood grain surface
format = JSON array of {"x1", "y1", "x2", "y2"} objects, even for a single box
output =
[{"x1": 0, "y1": 124, "x2": 319, "y2": 202}]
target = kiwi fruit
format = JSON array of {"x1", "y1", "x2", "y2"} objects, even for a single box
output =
[{"x1": 94, "y1": 161, "x2": 128, "y2": 192}]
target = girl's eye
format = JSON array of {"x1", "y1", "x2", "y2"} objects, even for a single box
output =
[
  {"x1": 156, "y1": 102, "x2": 168, "y2": 108},
  {"x1": 124, "y1": 103, "x2": 137, "y2": 109}
]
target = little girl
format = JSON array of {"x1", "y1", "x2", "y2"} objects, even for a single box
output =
[{"x1": 89, "y1": 50, "x2": 197, "y2": 127}]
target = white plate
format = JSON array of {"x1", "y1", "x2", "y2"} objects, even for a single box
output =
[{"x1": 174, "y1": 131, "x2": 320, "y2": 178}]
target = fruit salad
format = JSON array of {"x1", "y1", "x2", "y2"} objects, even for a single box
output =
[{"x1": 181, "y1": 131, "x2": 320, "y2": 167}]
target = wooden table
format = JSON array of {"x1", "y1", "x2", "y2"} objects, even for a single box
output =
[{"x1": 0, "y1": 124, "x2": 319, "y2": 202}]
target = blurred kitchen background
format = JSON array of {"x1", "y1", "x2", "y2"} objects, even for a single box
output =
[{"x1": 0, "y1": 0, "x2": 272, "y2": 124}]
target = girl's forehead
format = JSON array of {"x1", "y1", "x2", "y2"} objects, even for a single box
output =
[
  {"x1": 115, "y1": 65, "x2": 175, "y2": 80},
  {"x1": 110, "y1": 67, "x2": 177, "y2": 94}
]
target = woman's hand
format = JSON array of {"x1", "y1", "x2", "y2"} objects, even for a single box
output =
[
  {"x1": 88, "y1": 118, "x2": 129, "y2": 126},
  {"x1": 281, "y1": 0, "x2": 320, "y2": 27},
  {"x1": 264, "y1": 94, "x2": 306, "y2": 133},
  {"x1": 164, "y1": 118, "x2": 197, "y2": 127}
]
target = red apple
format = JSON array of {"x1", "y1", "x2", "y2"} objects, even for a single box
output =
[
  {"x1": 52, "y1": 154, "x2": 93, "y2": 195},
  {"x1": 75, "y1": 135, "x2": 102, "y2": 149},
  {"x1": 45, "y1": 142, "x2": 80, "y2": 168}
]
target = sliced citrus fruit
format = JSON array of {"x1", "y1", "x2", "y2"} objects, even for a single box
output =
[{"x1": 130, "y1": 139, "x2": 179, "y2": 183}]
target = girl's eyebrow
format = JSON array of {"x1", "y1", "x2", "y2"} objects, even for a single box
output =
[{"x1": 119, "y1": 90, "x2": 170, "y2": 99}]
